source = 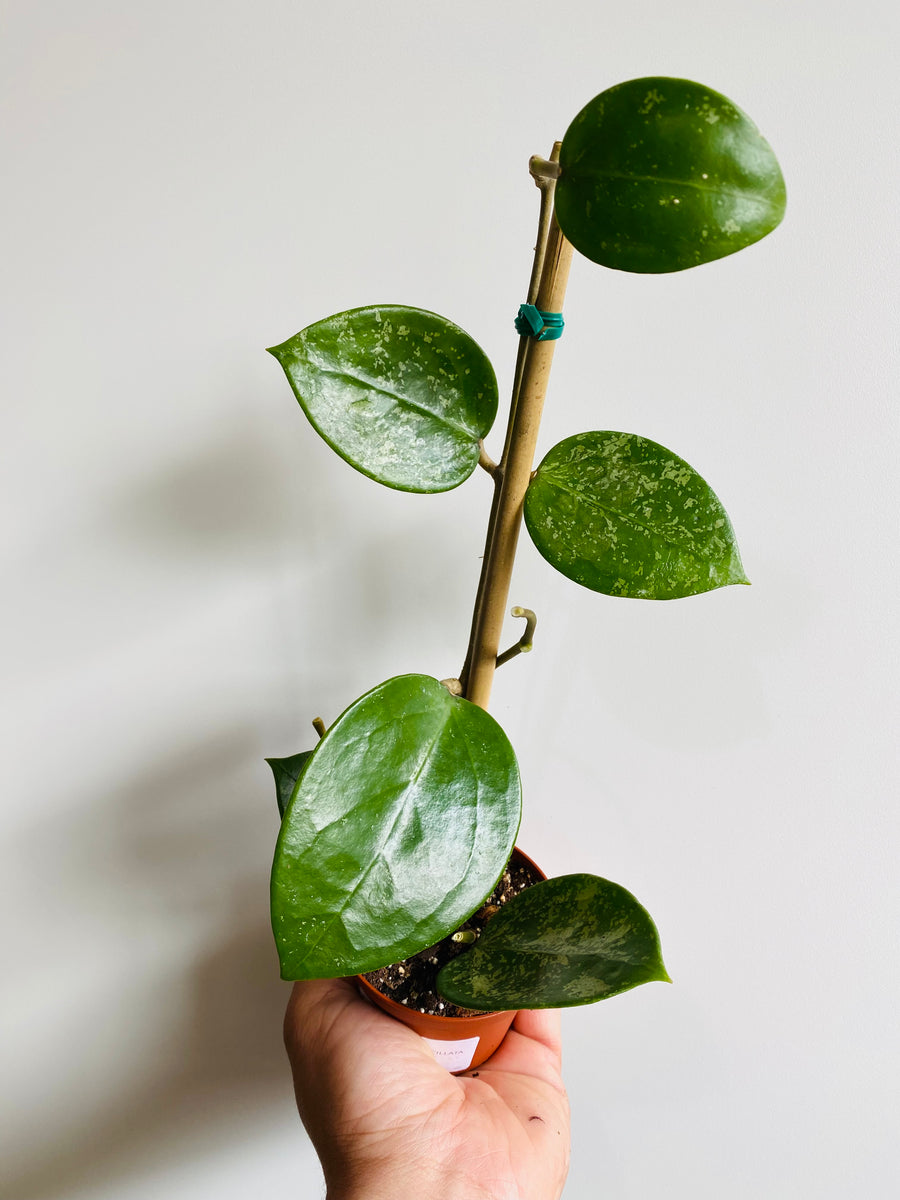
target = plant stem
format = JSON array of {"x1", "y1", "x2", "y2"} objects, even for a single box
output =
[{"x1": 460, "y1": 146, "x2": 574, "y2": 710}]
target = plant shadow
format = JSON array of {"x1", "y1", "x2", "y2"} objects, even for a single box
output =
[
  {"x1": 4, "y1": 410, "x2": 342, "y2": 1197},
  {"x1": 4, "y1": 731, "x2": 315, "y2": 1199},
  {"x1": 7, "y1": 408, "x2": 464, "y2": 1197}
]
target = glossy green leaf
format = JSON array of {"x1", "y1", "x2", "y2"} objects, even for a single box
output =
[
  {"x1": 268, "y1": 305, "x2": 498, "y2": 492},
  {"x1": 556, "y1": 77, "x2": 786, "y2": 273},
  {"x1": 266, "y1": 751, "x2": 313, "y2": 819},
  {"x1": 271, "y1": 674, "x2": 521, "y2": 980},
  {"x1": 524, "y1": 431, "x2": 748, "y2": 600},
  {"x1": 436, "y1": 874, "x2": 670, "y2": 1010}
]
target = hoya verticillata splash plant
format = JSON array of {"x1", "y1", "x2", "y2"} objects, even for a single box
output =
[{"x1": 266, "y1": 77, "x2": 785, "y2": 1012}]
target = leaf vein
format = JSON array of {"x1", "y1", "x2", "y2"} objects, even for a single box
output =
[
  {"x1": 567, "y1": 168, "x2": 767, "y2": 202},
  {"x1": 538, "y1": 474, "x2": 713, "y2": 556},
  {"x1": 313, "y1": 365, "x2": 477, "y2": 439}
]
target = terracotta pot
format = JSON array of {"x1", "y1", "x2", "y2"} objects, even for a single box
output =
[{"x1": 356, "y1": 846, "x2": 545, "y2": 1073}]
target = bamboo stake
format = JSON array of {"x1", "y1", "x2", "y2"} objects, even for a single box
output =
[{"x1": 460, "y1": 149, "x2": 574, "y2": 710}]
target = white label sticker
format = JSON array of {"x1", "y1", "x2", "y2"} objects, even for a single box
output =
[{"x1": 421, "y1": 1035, "x2": 480, "y2": 1073}]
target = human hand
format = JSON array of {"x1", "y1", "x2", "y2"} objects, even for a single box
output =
[{"x1": 284, "y1": 978, "x2": 570, "y2": 1200}]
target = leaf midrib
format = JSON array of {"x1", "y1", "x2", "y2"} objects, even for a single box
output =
[
  {"x1": 312, "y1": 364, "x2": 479, "y2": 440},
  {"x1": 481, "y1": 937, "x2": 652, "y2": 968},
  {"x1": 536, "y1": 471, "x2": 714, "y2": 557},
  {"x1": 565, "y1": 167, "x2": 768, "y2": 203},
  {"x1": 290, "y1": 707, "x2": 454, "y2": 968}
]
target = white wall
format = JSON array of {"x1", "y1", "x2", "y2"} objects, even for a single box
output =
[{"x1": 2, "y1": 2, "x2": 897, "y2": 1197}]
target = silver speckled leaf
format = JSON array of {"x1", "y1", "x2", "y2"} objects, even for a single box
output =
[
  {"x1": 524, "y1": 431, "x2": 749, "y2": 600},
  {"x1": 268, "y1": 305, "x2": 498, "y2": 493},
  {"x1": 436, "y1": 873, "x2": 670, "y2": 1010},
  {"x1": 271, "y1": 675, "x2": 521, "y2": 980}
]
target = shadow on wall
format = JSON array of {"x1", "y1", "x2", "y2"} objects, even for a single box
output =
[
  {"x1": 5, "y1": 732, "x2": 311, "y2": 1200},
  {"x1": 5, "y1": 409, "x2": 347, "y2": 1197},
  {"x1": 8, "y1": 401, "x2": 471, "y2": 1197},
  {"x1": 101, "y1": 408, "x2": 468, "y2": 701},
  {"x1": 105, "y1": 416, "x2": 329, "y2": 560}
]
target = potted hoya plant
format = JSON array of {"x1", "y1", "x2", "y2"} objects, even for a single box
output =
[{"x1": 266, "y1": 77, "x2": 785, "y2": 1073}]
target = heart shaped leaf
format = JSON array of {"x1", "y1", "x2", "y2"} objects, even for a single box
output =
[
  {"x1": 268, "y1": 305, "x2": 498, "y2": 492},
  {"x1": 556, "y1": 76, "x2": 786, "y2": 273},
  {"x1": 436, "y1": 874, "x2": 670, "y2": 1010},
  {"x1": 524, "y1": 431, "x2": 748, "y2": 600},
  {"x1": 266, "y1": 751, "x2": 313, "y2": 819},
  {"x1": 271, "y1": 675, "x2": 522, "y2": 980}
]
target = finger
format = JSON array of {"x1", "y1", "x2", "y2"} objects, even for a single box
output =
[
  {"x1": 284, "y1": 978, "x2": 371, "y2": 1061},
  {"x1": 512, "y1": 1007, "x2": 563, "y2": 1061},
  {"x1": 285, "y1": 977, "x2": 438, "y2": 1076},
  {"x1": 286, "y1": 976, "x2": 360, "y2": 1022},
  {"x1": 474, "y1": 1007, "x2": 564, "y2": 1085}
]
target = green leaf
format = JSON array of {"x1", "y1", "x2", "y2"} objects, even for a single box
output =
[
  {"x1": 556, "y1": 77, "x2": 786, "y2": 273},
  {"x1": 268, "y1": 305, "x2": 498, "y2": 493},
  {"x1": 436, "y1": 874, "x2": 670, "y2": 1010},
  {"x1": 271, "y1": 675, "x2": 522, "y2": 980},
  {"x1": 524, "y1": 431, "x2": 748, "y2": 600},
  {"x1": 266, "y1": 751, "x2": 313, "y2": 820}
]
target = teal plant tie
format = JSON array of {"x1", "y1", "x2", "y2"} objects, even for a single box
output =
[{"x1": 514, "y1": 303, "x2": 564, "y2": 341}]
